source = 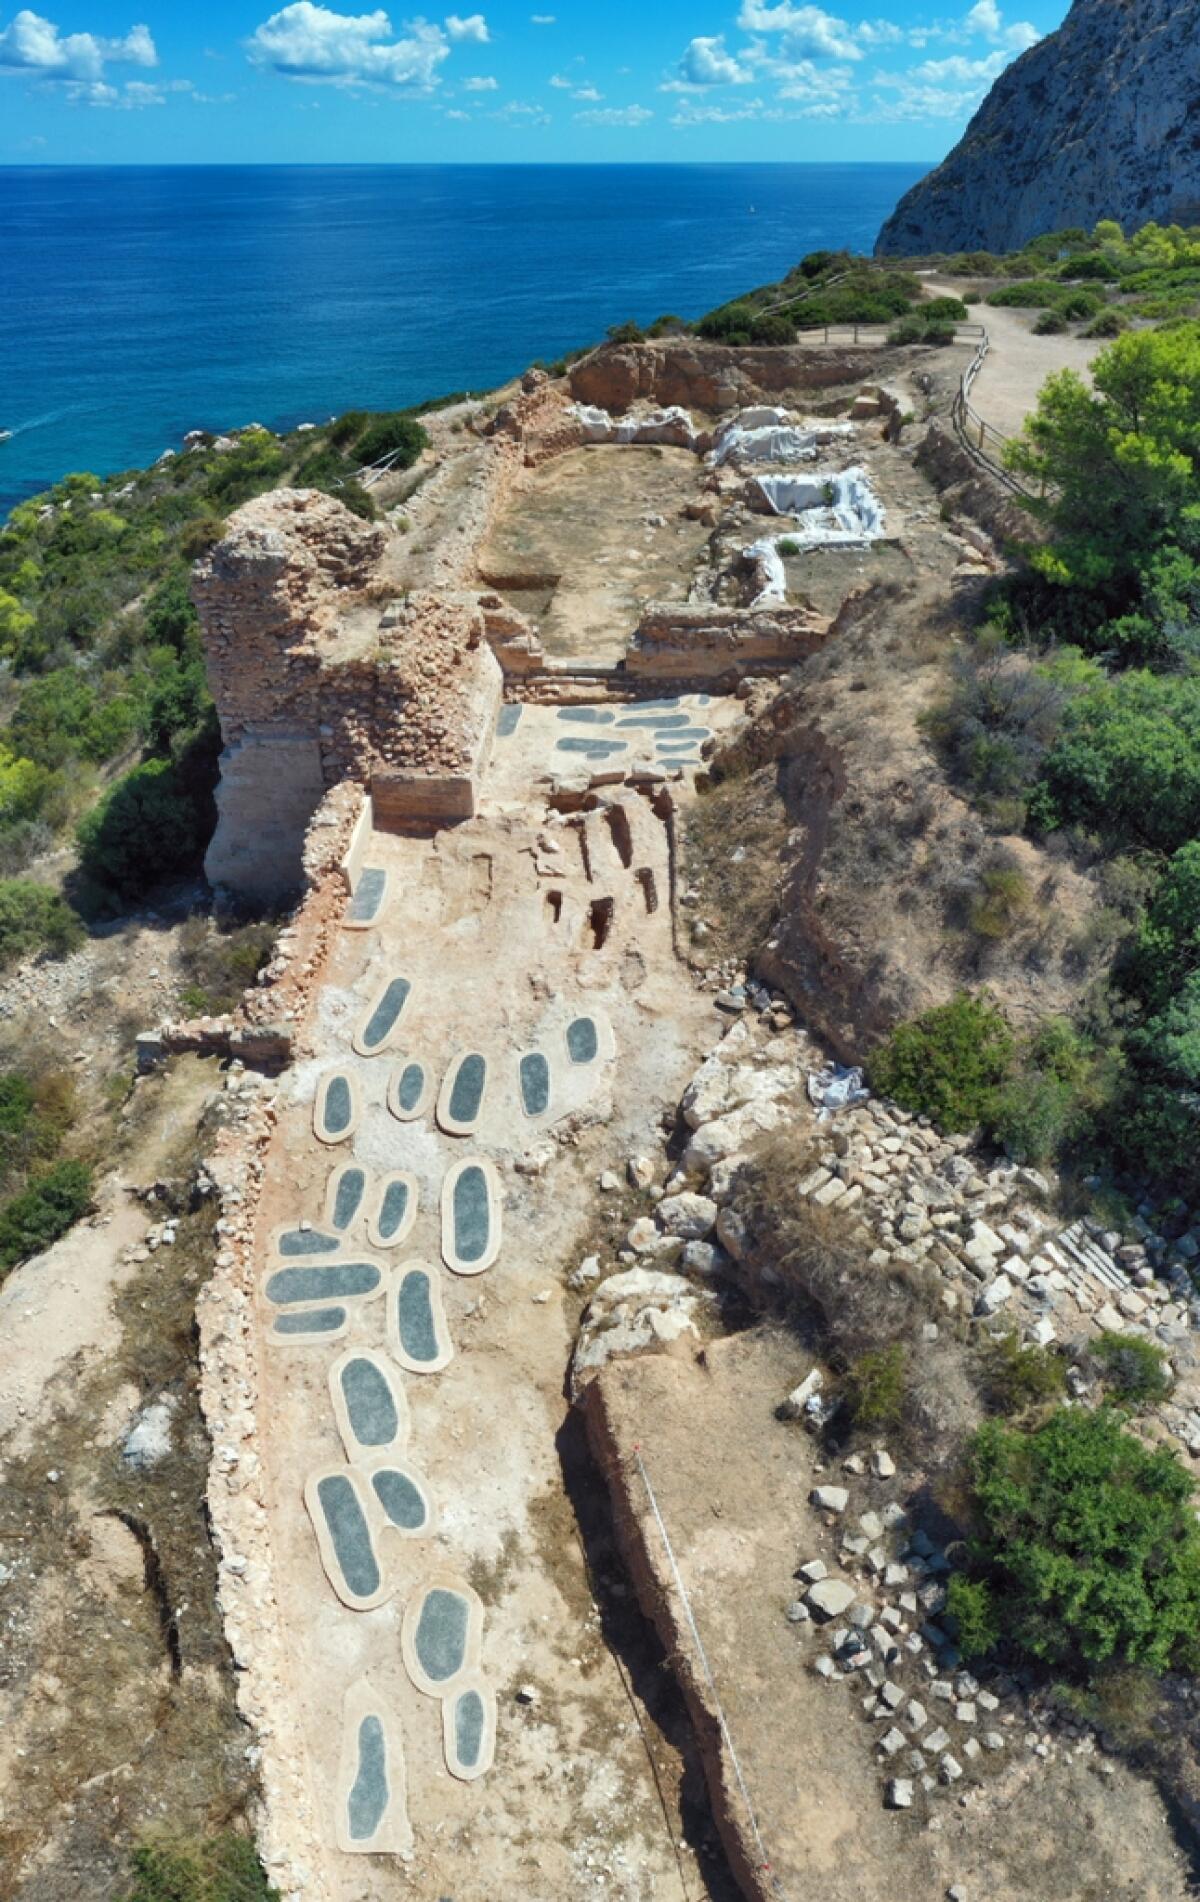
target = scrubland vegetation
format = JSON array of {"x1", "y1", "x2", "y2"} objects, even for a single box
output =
[
  {"x1": 880, "y1": 303, "x2": 1200, "y2": 1196},
  {"x1": 0, "y1": 406, "x2": 429, "y2": 936}
]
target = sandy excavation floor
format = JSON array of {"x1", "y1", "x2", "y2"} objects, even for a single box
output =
[
  {"x1": 591, "y1": 1333, "x2": 1198, "y2": 1902},
  {"x1": 478, "y1": 445, "x2": 714, "y2": 663},
  {"x1": 250, "y1": 763, "x2": 733, "y2": 1899},
  {"x1": 485, "y1": 694, "x2": 741, "y2": 805}
]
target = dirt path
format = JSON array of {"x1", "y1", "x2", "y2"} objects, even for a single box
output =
[
  {"x1": 925, "y1": 279, "x2": 1101, "y2": 438},
  {"x1": 242, "y1": 730, "x2": 737, "y2": 1898}
]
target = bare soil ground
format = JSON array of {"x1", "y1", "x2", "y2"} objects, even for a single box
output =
[
  {"x1": 684, "y1": 425, "x2": 1109, "y2": 1056},
  {"x1": 479, "y1": 445, "x2": 713, "y2": 661},
  {"x1": 925, "y1": 279, "x2": 1101, "y2": 437},
  {"x1": 588, "y1": 1329, "x2": 1197, "y2": 1902}
]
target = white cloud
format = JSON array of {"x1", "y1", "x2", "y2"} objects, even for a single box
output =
[
  {"x1": 491, "y1": 95, "x2": 549, "y2": 122},
  {"x1": 445, "y1": 103, "x2": 468, "y2": 115},
  {"x1": 735, "y1": 1, "x2": 862, "y2": 59},
  {"x1": 548, "y1": 70, "x2": 570, "y2": 85},
  {"x1": 0, "y1": 9, "x2": 157, "y2": 82},
  {"x1": 908, "y1": 49, "x2": 1007, "y2": 82},
  {"x1": 463, "y1": 71, "x2": 496, "y2": 87},
  {"x1": 67, "y1": 74, "x2": 173, "y2": 106},
  {"x1": 246, "y1": 3, "x2": 451, "y2": 89},
  {"x1": 1003, "y1": 17, "x2": 1039, "y2": 48},
  {"x1": 530, "y1": 10, "x2": 554, "y2": 19},
  {"x1": 575, "y1": 102, "x2": 651, "y2": 125},
  {"x1": 665, "y1": 33, "x2": 754, "y2": 90},
  {"x1": 870, "y1": 81, "x2": 974, "y2": 116},
  {"x1": 855, "y1": 17, "x2": 904, "y2": 44},
  {"x1": 966, "y1": 1, "x2": 1039, "y2": 50},
  {"x1": 773, "y1": 55, "x2": 853, "y2": 98},
  {"x1": 572, "y1": 83, "x2": 602, "y2": 99},
  {"x1": 445, "y1": 11, "x2": 488, "y2": 40},
  {"x1": 670, "y1": 95, "x2": 772, "y2": 123}
]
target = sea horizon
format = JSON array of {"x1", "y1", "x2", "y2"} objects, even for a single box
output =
[{"x1": 0, "y1": 160, "x2": 925, "y2": 510}]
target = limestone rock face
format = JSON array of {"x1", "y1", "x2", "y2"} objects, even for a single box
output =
[{"x1": 876, "y1": 0, "x2": 1200, "y2": 256}]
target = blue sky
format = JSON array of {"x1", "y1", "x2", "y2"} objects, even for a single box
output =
[{"x1": 0, "y1": 0, "x2": 1069, "y2": 163}]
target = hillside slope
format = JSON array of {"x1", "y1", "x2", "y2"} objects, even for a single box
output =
[{"x1": 876, "y1": 0, "x2": 1200, "y2": 256}]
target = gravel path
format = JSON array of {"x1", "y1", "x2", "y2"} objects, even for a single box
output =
[{"x1": 926, "y1": 279, "x2": 1101, "y2": 439}]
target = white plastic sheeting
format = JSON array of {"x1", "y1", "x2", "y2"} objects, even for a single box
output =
[
  {"x1": 710, "y1": 415, "x2": 853, "y2": 469},
  {"x1": 807, "y1": 1063, "x2": 870, "y2": 1118},
  {"x1": 754, "y1": 465, "x2": 886, "y2": 547},
  {"x1": 742, "y1": 538, "x2": 788, "y2": 606},
  {"x1": 573, "y1": 404, "x2": 702, "y2": 450}
]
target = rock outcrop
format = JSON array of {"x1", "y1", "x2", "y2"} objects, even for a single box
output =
[{"x1": 876, "y1": 0, "x2": 1200, "y2": 257}]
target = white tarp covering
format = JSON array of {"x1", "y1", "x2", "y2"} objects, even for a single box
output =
[
  {"x1": 807, "y1": 1063, "x2": 870, "y2": 1118},
  {"x1": 742, "y1": 537, "x2": 788, "y2": 606},
  {"x1": 574, "y1": 403, "x2": 701, "y2": 450},
  {"x1": 755, "y1": 465, "x2": 886, "y2": 547},
  {"x1": 710, "y1": 415, "x2": 853, "y2": 469}
]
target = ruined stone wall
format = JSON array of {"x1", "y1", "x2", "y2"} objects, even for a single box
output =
[
  {"x1": 193, "y1": 489, "x2": 388, "y2": 741},
  {"x1": 193, "y1": 491, "x2": 502, "y2": 899},
  {"x1": 628, "y1": 601, "x2": 830, "y2": 680}
]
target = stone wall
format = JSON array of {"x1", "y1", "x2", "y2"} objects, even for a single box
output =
[
  {"x1": 193, "y1": 491, "x2": 502, "y2": 898},
  {"x1": 627, "y1": 601, "x2": 830, "y2": 679}
]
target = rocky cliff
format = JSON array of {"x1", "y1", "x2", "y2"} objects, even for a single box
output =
[{"x1": 876, "y1": 0, "x2": 1200, "y2": 256}]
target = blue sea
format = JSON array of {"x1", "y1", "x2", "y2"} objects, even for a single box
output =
[{"x1": 0, "y1": 163, "x2": 923, "y2": 514}]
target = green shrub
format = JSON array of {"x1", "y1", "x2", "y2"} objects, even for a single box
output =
[
  {"x1": 352, "y1": 413, "x2": 428, "y2": 470},
  {"x1": 975, "y1": 1328, "x2": 1066, "y2": 1414},
  {"x1": 776, "y1": 537, "x2": 800, "y2": 557},
  {"x1": 969, "y1": 864, "x2": 1031, "y2": 939},
  {"x1": 986, "y1": 279, "x2": 1067, "y2": 308},
  {"x1": 1033, "y1": 309, "x2": 1068, "y2": 335},
  {"x1": 1060, "y1": 254, "x2": 1120, "y2": 282},
  {"x1": 1036, "y1": 671, "x2": 1200, "y2": 854},
  {"x1": 1091, "y1": 1331, "x2": 1172, "y2": 1404},
  {"x1": 122, "y1": 1833, "x2": 278, "y2": 1902},
  {"x1": 1084, "y1": 309, "x2": 1128, "y2": 339},
  {"x1": 846, "y1": 1343, "x2": 907, "y2": 1427},
  {"x1": 326, "y1": 409, "x2": 369, "y2": 449},
  {"x1": 137, "y1": 646, "x2": 211, "y2": 756},
  {"x1": 606, "y1": 319, "x2": 644, "y2": 344},
  {"x1": 749, "y1": 312, "x2": 795, "y2": 346},
  {"x1": 76, "y1": 757, "x2": 207, "y2": 899},
  {"x1": 0, "y1": 1158, "x2": 92, "y2": 1273},
  {"x1": 920, "y1": 294, "x2": 969, "y2": 323},
  {"x1": 697, "y1": 301, "x2": 756, "y2": 344},
  {"x1": 179, "y1": 515, "x2": 225, "y2": 560},
  {"x1": 144, "y1": 569, "x2": 199, "y2": 653},
  {"x1": 962, "y1": 1407, "x2": 1200, "y2": 1677},
  {"x1": 1006, "y1": 325, "x2": 1200, "y2": 597},
  {"x1": 944, "y1": 1573, "x2": 1000, "y2": 1658},
  {"x1": 0, "y1": 1068, "x2": 77, "y2": 1186},
  {"x1": 1058, "y1": 289, "x2": 1104, "y2": 321},
  {"x1": 1127, "y1": 840, "x2": 1200, "y2": 1011},
  {"x1": 203, "y1": 430, "x2": 284, "y2": 510},
  {"x1": 0, "y1": 879, "x2": 83, "y2": 969},
  {"x1": 11, "y1": 669, "x2": 135, "y2": 769},
  {"x1": 871, "y1": 993, "x2": 1014, "y2": 1133}
]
